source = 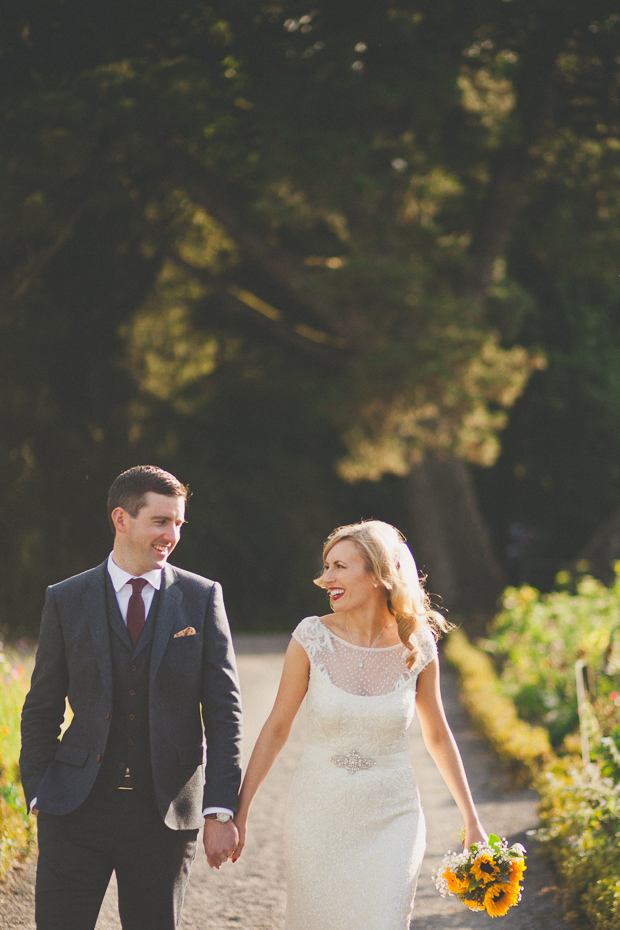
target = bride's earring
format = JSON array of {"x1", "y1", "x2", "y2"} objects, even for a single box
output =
[{"x1": 373, "y1": 583, "x2": 378, "y2": 588}]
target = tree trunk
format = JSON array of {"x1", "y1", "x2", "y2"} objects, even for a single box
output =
[
  {"x1": 402, "y1": 453, "x2": 505, "y2": 636},
  {"x1": 578, "y1": 508, "x2": 620, "y2": 586}
]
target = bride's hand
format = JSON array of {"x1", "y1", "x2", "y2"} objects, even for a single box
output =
[
  {"x1": 463, "y1": 823, "x2": 488, "y2": 850},
  {"x1": 231, "y1": 816, "x2": 246, "y2": 862}
]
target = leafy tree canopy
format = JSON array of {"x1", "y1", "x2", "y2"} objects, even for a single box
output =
[{"x1": 1, "y1": 1, "x2": 619, "y2": 628}]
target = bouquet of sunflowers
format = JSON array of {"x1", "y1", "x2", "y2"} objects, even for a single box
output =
[{"x1": 433, "y1": 833, "x2": 526, "y2": 917}]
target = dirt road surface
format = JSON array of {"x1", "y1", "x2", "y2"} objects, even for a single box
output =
[{"x1": 1, "y1": 634, "x2": 567, "y2": 929}]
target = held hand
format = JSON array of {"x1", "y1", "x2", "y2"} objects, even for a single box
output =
[
  {"x1": 463, "y1": 823, "x2": 488, "y2": 850},
  {"x1": 231, "y1": 815, "x2": 247, "y2": 863},
  {"x1": 203, "y1": 819, "x2": 239, "y2": 870}
]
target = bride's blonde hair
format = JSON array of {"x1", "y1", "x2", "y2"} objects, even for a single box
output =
[{"x1": 315, "y1": 520, "x2": 452, "y2": 668}]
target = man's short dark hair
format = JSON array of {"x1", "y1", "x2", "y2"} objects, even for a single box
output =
[{"x1": 107, "y1": 466, "x2": 189, "y2": 530}]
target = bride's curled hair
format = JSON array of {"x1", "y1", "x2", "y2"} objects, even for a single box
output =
[{"x1": 315, "y1": 520, "x2": 452, "y2": 668}]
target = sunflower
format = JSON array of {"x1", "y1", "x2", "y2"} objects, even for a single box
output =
[
  {"x1": 471, "y1": 853, "x2": 500, "y2": 885},
  {"x1": 484, "y1": 882, "x2": 520, "y2": 917},
  {"x1": 463, "y1": 897, "x2": 485, "y2": 912},
  {"x1": 444, "y1": 869, "x2": 468, "y2": 895},
  {"x1": 509, "y1": 858, "x2": 526, "y2": 884}
]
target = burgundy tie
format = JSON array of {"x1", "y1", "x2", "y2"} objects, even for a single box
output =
[{"x1": 127, "y1": 578, "x2": 148, "y2": 649}]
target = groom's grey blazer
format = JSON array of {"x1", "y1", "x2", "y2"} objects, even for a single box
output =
[{"x1": 20, "y1": 560, "x2": 242, "y2": 830}]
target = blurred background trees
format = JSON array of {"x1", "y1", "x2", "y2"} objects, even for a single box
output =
[{"x1": 1, "y1": 1, "x2": 619, "y2": 635}]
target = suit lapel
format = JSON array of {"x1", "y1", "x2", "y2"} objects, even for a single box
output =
[
  {"x1": 150, "y1": 563, "x2": 182, "y2": 683},
  {"x1": 83, "y1": 561, "x2": 113, "y2": 699}
]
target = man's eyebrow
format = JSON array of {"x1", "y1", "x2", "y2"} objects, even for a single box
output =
[{"x1": 150, "y1": 515, "x2": 188, "y2": 523}]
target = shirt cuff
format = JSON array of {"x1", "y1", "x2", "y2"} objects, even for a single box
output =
[
  {"x1": 30, "y1": 797, "x2": 38, "y2": 811},
  {"x1": 203, "y1": 806, "x2": 235, "y2": 818}
]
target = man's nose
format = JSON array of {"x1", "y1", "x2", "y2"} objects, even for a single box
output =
[{"x1": 163, "y1": 526, "x2": 180, "y2": 544}]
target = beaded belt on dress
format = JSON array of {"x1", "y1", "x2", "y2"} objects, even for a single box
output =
[{"x1": 302, "y1": 744, "x2": 410, "y2": 773}]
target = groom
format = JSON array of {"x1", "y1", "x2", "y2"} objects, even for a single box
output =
[{"x1": 20, "y1": 466, "x2": 243, "y2": 930}]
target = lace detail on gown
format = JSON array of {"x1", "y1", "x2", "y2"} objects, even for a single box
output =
[
  {"x1": 284, "y1": 617, "x2": 438, "y2": 929},
  {"x1": 292, "y1": 614, "x2": 437, "y2": 696}
]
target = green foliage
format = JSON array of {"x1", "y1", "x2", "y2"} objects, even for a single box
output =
[
  {"x1": 0, "y1": 1, "x2": 619, "y2": 631},
  {"x1": 444, "y1": 629, "x2": 551, "y2": 787},
  {"x1": 480, "y1": 572, "x2": 620, "y2": 745},
  {"x1": 538, "y1": 760, "x2": 620, "y2": 929}
]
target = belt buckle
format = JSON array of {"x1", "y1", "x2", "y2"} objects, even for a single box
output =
[{"x1": 118, "y1": 769, "x2": 134, "y2": 790}]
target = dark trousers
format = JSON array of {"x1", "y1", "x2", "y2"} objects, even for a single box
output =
[{"x1": 35, "y1": 790, "x2": 198, "y2": 930}]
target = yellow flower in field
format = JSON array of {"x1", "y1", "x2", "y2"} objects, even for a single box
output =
[
  {"x1": 471, "y1": 853, "x2": 500, "y2": 884},
  {"x1": 484, "y1": 882, "x2": 519, "y2": 917},
  {"x1": 444, "y1": 869, "x2": 468, "y2": 895}
]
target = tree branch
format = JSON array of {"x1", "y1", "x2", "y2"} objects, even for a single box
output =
[
  {"x1": 168, "y1": 248, "x2": 350, "y2": 362},
  {"x1": 173, "y1": 157, "x2": 368, "y2": 342}
]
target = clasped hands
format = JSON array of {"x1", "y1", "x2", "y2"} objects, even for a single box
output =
[
  {"x1": 203, "y1": 818, "x2": 239, "y2": 869},
  {"x1": 203, "y1": 814, "x2": 247, "y2": 869}
]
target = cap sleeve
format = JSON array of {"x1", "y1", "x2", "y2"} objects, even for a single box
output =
[
  {"x1": 291, "y1": 616, "x2": 333, "y2": 667},
  {"x1": 412, "y1": 624, "x2": 438, "y2": 673}
]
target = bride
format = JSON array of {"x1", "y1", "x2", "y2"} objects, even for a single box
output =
[{"x1": 232, "y1": 520, "x2": 487, "y2": 929}]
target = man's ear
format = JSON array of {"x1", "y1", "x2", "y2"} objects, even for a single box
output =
[{"x1": 111, "y1": 507, "x2": 130, "y2": 535}]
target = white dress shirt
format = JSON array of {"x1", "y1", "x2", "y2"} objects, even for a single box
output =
[
  {"x1": 31, "y1": 556, "x2": 233, "y2": 820},
  {"x1": 107, "y1": 552, "x2": 161, "y2": 620}
]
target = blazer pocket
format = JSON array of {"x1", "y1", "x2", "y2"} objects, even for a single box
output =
[
  {"x1": 55, "y1": 744, "x2": 90, "y2": 767},
  {"x1": 177, "y1": 745, "x2": 205, "y2": 766}
]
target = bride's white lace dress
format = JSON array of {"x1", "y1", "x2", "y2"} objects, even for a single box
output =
[{"x1": 285, "y1": 616, "x2": 437, "y2": 930}]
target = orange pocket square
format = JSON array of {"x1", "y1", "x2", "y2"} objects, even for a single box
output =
[{"x1": 173, "y1": 627, "x2": 197, "y2": 638}]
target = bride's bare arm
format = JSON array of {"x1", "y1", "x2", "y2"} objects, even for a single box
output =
[
  {"x1": 415, "y1": 657, "x2": 487, "y2": 849},
  {"x1": 232, "y1": 639, "x2": 310, "y2": 861}
]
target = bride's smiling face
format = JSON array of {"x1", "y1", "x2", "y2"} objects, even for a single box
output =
[{"x1": 321, "y1": 539, "x2": 379, "y2": 612}]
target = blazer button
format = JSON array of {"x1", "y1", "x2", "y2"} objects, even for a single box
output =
[
  {"x1": 130, "y1": 665, "x2": 137, "y2": 672},
  {"x1": 119, "y1": 762, "x2": 125, "y2": 769},
  {"x1": 129, "y1": 690, "x2": 136, "y2": 696},
  {"x1": 104, "y1": 711, "x2": 110, "y2": 719},
  {"x1": 128, "y1": 714, "x2": 135, "y2": 721},
  {"x1": 128, "y1": 739, "x2": 134, "y2": 746}
]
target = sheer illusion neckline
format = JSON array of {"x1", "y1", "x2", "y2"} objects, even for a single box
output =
[{"x1": 317, "y1": 617, "x2": 405, "y2": 652}]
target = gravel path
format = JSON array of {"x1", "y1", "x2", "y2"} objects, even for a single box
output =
[{"x1": 1, "y1": 634, "x2": 567, "y2": 929}]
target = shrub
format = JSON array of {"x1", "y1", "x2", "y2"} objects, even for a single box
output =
[
  {"x1": 0, "y1": 643, "x2": 36, "y2": 880},
  {"x1": 444, "y1": 629, "x2": 552, "y2": 788},
  {"x1": 538, "y1": 759, "x2": 620, "y2": 929},
  {"x1": 480, "y1": 572, "x2": 620, "y2": 747}
]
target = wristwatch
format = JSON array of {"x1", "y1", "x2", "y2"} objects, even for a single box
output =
[{"x1": 205, "y1": 812, "x2": 233, "y2": 823}]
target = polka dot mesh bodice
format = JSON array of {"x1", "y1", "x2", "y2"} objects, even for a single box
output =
[{"x1": 292, "y1": 615, "x2": 437, "y2": 696}]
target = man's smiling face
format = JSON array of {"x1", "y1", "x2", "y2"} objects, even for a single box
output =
[{"x1": 112, "y1": 492, "x2": 186, "y2": 575}]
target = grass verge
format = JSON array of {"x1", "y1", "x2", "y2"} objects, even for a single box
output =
[
  {"x1": 0, "y1": 643, "x2": 36, "y2": 882},
  {"x1": 444, "y1": 628, "x2": 552, "y2": 788}
]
